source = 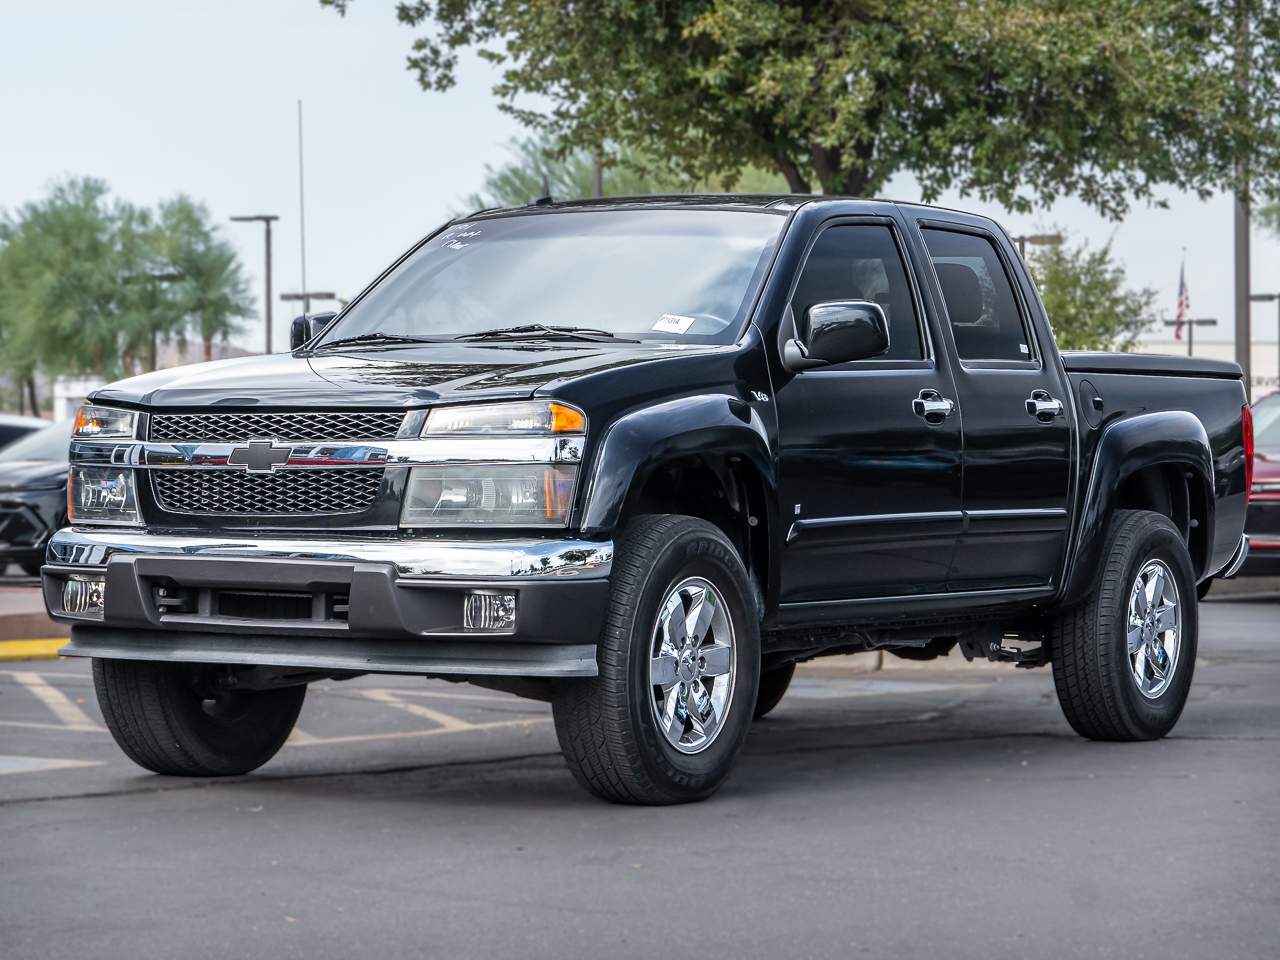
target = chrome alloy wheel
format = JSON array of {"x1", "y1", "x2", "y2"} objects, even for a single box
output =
[
  {"x1": 648, "y1": 576, "x2": 737, "y2": 754},
  {"x1": 1126, "y1": 559, "x2": 1182, "y2": 699}
]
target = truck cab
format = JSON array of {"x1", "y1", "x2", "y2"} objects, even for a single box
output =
[{"x1": 44, "y1": 196, "x2": 1251, "y2": 803}]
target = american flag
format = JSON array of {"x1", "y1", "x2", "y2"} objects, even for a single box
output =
[{"x1": 1174, "y1": 260, "x2": 1189, "y2": 341}]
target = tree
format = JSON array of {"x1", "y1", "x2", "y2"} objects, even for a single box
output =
[
  {"x1": 323, "y1": 0, "x2": 1280, "y2": 218},
  {"x1": 156, "y1": 197, "x2": 254, "y2": 362},
  {"x1": 0, "y1": 178, "x2": 160, "y2": 400},
  {"x1": 458, "y1": 133, "x2": 787, "y2": 212},
  {"x1": 0, "y1": 180, "x2": 254, "y2": 412},
  {"x1": 1026, "y1": 236, "x2": 1156, "y2": 352}
]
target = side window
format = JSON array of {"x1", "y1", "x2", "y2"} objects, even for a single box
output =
[
  {"x1": 920, "y1": 228, "x2": 1031, "y2": 362},
  {"x1": 791, "y1": 225, "x2": 923, "y2": 361}
]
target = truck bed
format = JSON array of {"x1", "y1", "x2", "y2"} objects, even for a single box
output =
[{"x1": 1061, "y1": 351, "x2": 1243, "y2": 380}]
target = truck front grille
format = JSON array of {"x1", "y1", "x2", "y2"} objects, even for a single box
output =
[
  {"x1": 149, "y1": 411, "x2": 405, "y2": 444},
  {"x1": 151, "y1": 469, "x2": 384, "y2": 516}
]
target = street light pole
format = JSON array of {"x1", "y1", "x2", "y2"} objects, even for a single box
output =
[
  {"x1": 1012, "y1": 232, "x2": 1065, "y2": 259},
  {"x1": 230, "y1": 214, "x2": 279, "y2": 354}
]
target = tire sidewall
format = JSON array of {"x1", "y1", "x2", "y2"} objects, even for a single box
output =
[
  {"x1": 1106, "y1": 520, "x2": 1198, "y2": 735},
  {"x1": 623, "y1": 523, "x2": 760, "y2": 798}
]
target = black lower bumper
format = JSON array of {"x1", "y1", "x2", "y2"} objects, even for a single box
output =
[{"x1": 43, "y1": 529, "x2": 614, "y2": 678}]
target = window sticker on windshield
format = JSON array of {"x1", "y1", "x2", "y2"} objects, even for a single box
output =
[
  {"x1": 440, "y1": 229, "x2": 481, "y2": 250},
  {"x1": 653, "y1": 313, "x2": 696, "y2": 334}
]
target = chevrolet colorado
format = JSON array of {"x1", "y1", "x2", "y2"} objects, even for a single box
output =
[{"x1": 44, "y1": 196, "x2": 1251, "y2": 804}]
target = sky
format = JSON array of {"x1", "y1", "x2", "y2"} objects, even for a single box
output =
[{"x1": 3, "y1": 0, "x2": 1278, "y2": 355}]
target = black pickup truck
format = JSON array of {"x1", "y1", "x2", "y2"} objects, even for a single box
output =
[{"x1": 44, "y1": 196, "x2": 1251, "y2": 804}]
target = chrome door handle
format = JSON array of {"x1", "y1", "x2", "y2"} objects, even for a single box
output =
[
  {"x1": 1025, "y1": 389, "x2": 1064, "y2": 421},
  {"x1": 912, "y1": 389, "x2": 955, "y2": 423}
]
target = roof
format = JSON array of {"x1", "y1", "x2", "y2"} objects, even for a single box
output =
[{"x1": 465, "y1": 193, "x2": 818, "y2": 220}]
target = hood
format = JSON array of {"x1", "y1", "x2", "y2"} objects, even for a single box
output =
[
  {"x1": 90, "y1": 341, "x2": 709, "y2": 409},
  {"x1": 0, "y1": 459, "x2": 66, "y2": 493}
]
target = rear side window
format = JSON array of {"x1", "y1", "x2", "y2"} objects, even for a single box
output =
[
  {"x1": 921, "y1": 229, "x2": 1031, "y2": 362},
  {"x1": 791, "y1": 225, "x2": 923, "y2": 361}
]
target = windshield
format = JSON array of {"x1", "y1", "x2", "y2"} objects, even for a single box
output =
[
  {"x1": 0, "y1": 420, "x2": 72, "y2": 462},
  {"x1": 319, "y1": 209, "x2": 785, "y2": 347},
  {"x1": 1254, "y1": 396, "x2": 1280, "y2": 451}
]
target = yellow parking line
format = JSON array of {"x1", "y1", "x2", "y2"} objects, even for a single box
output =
[
  {"x1": 284, "y1": 716, "x2": 551, "y2": 748},
  {"x1": 358, "y1": 688, "x2": 471, "y2": 731},
  {"x1": 12, "y1": 671, "x2": 102, "y2": 731},
  {"x1": 0, "y1": 639, "x2": 67, "y2": 662}
]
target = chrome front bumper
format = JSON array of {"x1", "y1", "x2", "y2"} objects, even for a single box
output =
[
  {"x1": 46, "y1": 528, "x2": 613, "y2": 580},
  {"x1": 42, "y1": 528, "x2": 614, "y2": 678}
]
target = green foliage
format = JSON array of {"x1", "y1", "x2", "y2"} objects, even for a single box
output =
[
  {"x1": 0, "y1": 179, "x2": 253, "y2": 395},
  {"x1": 324, "y1": 0, "x2": 1280, "y2": 218},
  {"x1": 1027, "y1": 236, "x2": 1156, "y2": 352},
  {"x1": 156, "y1": 196, "x2": 254, "y2": 362},
  {"x1": 457, "y1": 134, "x2": 787, "y2": 212}
]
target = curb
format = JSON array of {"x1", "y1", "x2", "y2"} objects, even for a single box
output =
[{"x1": 0, "y1": 638, "x2": 68, "y2": 662}]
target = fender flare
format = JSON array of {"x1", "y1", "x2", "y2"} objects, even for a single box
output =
[
  {"x1": 1059, "y1": 410, "x2": 1215, "y2": 605},
  {"x1": 577, "y1": 394, "x2": 777, "y2": 539}
]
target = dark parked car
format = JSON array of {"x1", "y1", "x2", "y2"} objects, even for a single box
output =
[
  {"x1": 0, "y1": 413, "x2": 48, "y2": 450},
  {"x1": 1, "y1": 420, "x2": 70, "y2": 576},
  {"x1": 43, "y1": 196, "x2": 1250, "y2": 804},
  {"x1": 1238, "y1": 391, "x2": 1280, "y2": 575}
]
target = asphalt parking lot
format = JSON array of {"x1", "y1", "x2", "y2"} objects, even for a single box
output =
[{"x1": 2, "y1": 595, "x2": 1277, "y2": 960}]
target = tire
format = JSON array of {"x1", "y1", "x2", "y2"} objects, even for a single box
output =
[
  {"x1": 1050, "y1": 509, "x2": 1198, "y2": 741},
  {"x1": 1196, "y1": 578, "x2": 1213, "y2": 601},
  {"x1": 92, "y1": 659, "x2": 305, "y2": 776},
  {"x1": 753, "y1": 662, "x2": 795, "y2": 720},
  {"x1": 552, "y1": 514, "x2": 761, "y2": 804}
]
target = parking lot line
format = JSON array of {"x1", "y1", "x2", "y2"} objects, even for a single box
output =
[
  {"x1": 0, "y1": 639, "x2": 67, "y2": 662},
  {"x1": 357, "y1": 688, "x2": 474, "y2": 731},
  {"x1": 0, "y1": 755, "x2": 104, "y2": 776},
  {"x1": 10, "y1": 671, "x2": 102, "y2": 732},
  {"x1": 283, "y1": 716, "x2": 551, "y2": 748}
]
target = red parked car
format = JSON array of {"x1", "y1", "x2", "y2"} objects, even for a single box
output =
[{"x1": 1241, "y1": 391, "x2": 1280, "y2": 576}]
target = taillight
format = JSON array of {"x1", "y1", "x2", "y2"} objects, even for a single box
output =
[{"x1": 1243, "y1": 403, "x2": 1254, "y2": 503}]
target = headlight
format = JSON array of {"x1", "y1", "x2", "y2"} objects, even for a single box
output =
[
  {"x1": 401, "y1": 464, "x2": 577, "y2": 528},
  {"x1": 69, "y1": 467, "x2": 141, "y2": 525},
  {"x1": 423, "y1": 401, "x2": 585, "y2": 437},
  {"x1": 73, "y1": 404, "x2": 137, "y2": 440}
]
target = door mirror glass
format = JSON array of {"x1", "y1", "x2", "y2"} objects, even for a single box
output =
[
  {"x1": 290, "y1": 312, "x2": 337, "y2": 351},
  {"x1": 784, "y1": 300, "x2": 890, "y2": 370}
]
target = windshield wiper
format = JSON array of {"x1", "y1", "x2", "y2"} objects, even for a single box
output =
[
  {"x1": 454, "y1": 324, "x2": 637, "y2": 343},
  {"x1": 313, "y1": 332, "x2": 441, "y2": 351}
]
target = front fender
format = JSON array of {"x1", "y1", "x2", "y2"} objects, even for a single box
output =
[
  {"x1": 577, "y1": 395, "x2": 776, "y2": 536},
  {"x1": 1059, "y1": 410, "x2": 1214, "y2": 606}
]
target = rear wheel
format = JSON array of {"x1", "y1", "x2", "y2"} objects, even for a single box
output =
[
  {"x1": 552, "y1": 515, "x2": 760, "y2": 804},
  {"x1": 93, "y1": 659, "x2": 305, "y2": 776},
  {"x1": 1050, "y1": 510, "x2": 1197, "y2": 741},
  {"x1": 753, "y1": 662, "x2": 795, "y2": 720}
]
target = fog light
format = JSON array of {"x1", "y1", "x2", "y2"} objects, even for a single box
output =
[
  {"x1": 63, "y1": 575, "x2": 105, "y2": 617},
  {"x1": 463, "y1": 591, "x2": 516, "y2": 632}
]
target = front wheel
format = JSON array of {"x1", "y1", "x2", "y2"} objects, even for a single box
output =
[
  {"x1": 93, "y1": 659, "x2": 305, "y2": 776},
  {"x1": 1050, "y1": 510, "x2": 1197, "y2": 741},
  {"x1": 552, "y1": 515, "x2": 760, "y2": 804}
]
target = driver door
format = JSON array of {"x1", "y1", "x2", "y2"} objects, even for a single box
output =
[{"x1": 774, "y1": 218, "x2": 964, "y2": 606}]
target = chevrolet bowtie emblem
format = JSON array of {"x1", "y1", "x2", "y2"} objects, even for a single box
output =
[{"x1": 227, "y1": 440, "x2": 292, "y2": 472}]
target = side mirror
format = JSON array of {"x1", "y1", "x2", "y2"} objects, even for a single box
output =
[
  {"x1": 782, "y1": 300, "x2": 890, "y2": 371},
  {"x1": 290, "y1": 312, "x2": 337, "y2": 351}
]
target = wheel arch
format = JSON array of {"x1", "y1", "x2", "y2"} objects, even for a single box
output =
[
  {"x1": 577, "y1": 395, "x2": 779, "y2": 614},
  {"x1": 1059, "y1": 411, "x2": 1215, "y2": 606}
]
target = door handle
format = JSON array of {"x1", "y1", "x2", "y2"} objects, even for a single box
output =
[
  {"x1": 912, "y1": 389, "x2": 955, "y2": 423},
  {"x1": 1025, "y1": 389, "x2": 1064, "y2": 422}
]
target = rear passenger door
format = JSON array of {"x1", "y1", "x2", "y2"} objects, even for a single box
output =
[{"x1": 917, "y1": 222, "x2": 1074, "y2": 592}]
